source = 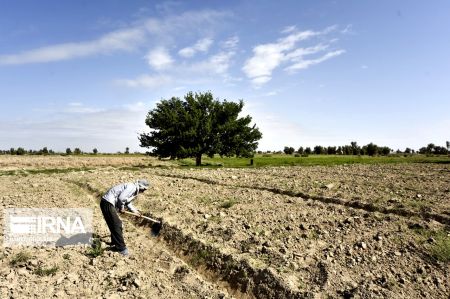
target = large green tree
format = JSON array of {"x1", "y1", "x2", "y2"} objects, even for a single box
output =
[{"x1": 139, "y1": 91, "x2": 262, "y2": 166}]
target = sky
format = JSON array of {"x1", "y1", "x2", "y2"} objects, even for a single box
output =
[{"x1": 0, "y1": 0, "x2": 449, "y2": 153}]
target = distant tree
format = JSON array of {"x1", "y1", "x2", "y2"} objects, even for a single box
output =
[
  {"x1": 16, "y1": 147, "x2": 26, "y2": 155},
  {"x1": 341, "y1": 145, "x2": 350, "y2": 155},
  {"x1": 380, "y1": 146, "x2": 391, "y2": 156},
  {"x1": 327, "y1": 146, "x2": 337, "y2": 155},
  {"x1": 304, "y1": 147, "x2": 312, "y2": 155},
  {"x1": 298, "y1": 146, "x2": 304, "y2": 155},
  {"x1": 434, "y1": 146, "x2": 448, "y2": 155},
  {"x1": 418, "y1": 147, "x2": 427, "y2": 154},
  {"x1": 446, "y1": 141, "x2": 450, "y2": 151},
  {"x1": 41, "y1": 147, "x2": 49, "y2": 155},
  {"x1": 93, "y1": 148, "x2": 98, "y2": 155},
  {"x1": 140, "y1": 91, "x2": 262, "y2": 166},
  {"x1": 404, "y1": 148, "x2": 411, "y2": 154},
  {"x1": 313, "y1": 145, "x2": 326, "y2": 155},
  {"x1": 350, "y1": 141, "x2": 360, "y2": 155},
  {"x1": 366, "y1": 143, "x2": 378, "y2": 156},
  {"x1": 66, "y1": 148, "x2": 72, "y2": 155},
  {"x1": 74, "y1": 148, "x2": 82, "y2": 155},
  {"x1": 125, "y1": 147, "x2": 130, "y2": 154},
  {"x1": 9, "y1": 147, "x2": 15, "y2": 155},
  {"x1": 337, "y1": 146, "x2": 343, "y2": 155},
  {"x1": 283, "y1": 146, "x2": 295, "y2": 155},
  {"x1": 426, "y1": 143, "x2": 435, "y2": 154}
]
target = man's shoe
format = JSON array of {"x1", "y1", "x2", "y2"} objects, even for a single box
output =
[{"x1": 119, "y1": 248, "x2": 129, "y2": 256}]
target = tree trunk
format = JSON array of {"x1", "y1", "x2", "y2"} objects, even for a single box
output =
[{"x1": 195, "y1": 154, "x2": 202, "y2": 166}]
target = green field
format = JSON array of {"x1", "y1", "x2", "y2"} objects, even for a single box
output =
[{"x1": 178, "y1": 154, "x2": 450, "y2": 168}]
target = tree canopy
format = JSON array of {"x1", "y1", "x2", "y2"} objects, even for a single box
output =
[{"x1": 139, "y1": 91, "x2": 262, "y2": 166}]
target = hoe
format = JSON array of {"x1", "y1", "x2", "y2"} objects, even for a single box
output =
[{"x1": 123, "y1": 211, "x2": 163, "y2": 236}]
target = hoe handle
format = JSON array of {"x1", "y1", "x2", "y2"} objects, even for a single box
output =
[{"x1": 123, "y1": 211, "x2": 160, "y2": 224}]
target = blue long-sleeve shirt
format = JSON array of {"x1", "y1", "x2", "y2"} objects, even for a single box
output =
[{"x1": 102, "y1": 182, "x2": 140, "y2": 213}]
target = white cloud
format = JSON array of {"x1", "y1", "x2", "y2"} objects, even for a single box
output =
[
  {"x1": 178, "y1": 47, "x2": 195, "y2": 58},
  {"x1": 0, "y1": 26, "x2": 146, "y2": 65},
  {"x1": 285, "y1": 49, "x2": 345, "y2": 72},
  {"x1": 185, "y1": 50, "x2": 235, "y2": 75},
  {"x1": 64, "y1": 103, "x2": 105, "y2": 114},
  {"x1": 222, "y1": 36, "x2": 239, "y2": 49},
  {"x1": 178, "y1": 37, "x2": 214, "y2": 58},
  {"x1": 116, "y1": 74, "x2": 171, "y2": 88},
  {"x1": 0, "y1": 101, "x2": 155, "y2": 152},
  {"x1": 284, "y1": 44, "x2": 329, "y2": 61},
  {"x1": 0, "y1": 9, "x2": 230, "y2": 65},
  {"x1": 242, "y1": 27, "x2": 344, "y2": 87},
  {"x1": 341, "y1": 24, "x2": 354, "y2": 35},
  {"x1": 281, "y1": 25, "x2": 297, "y2": 34},
  {"x1": 145, "y1": 47, "x2": 174, "y2": 70}
]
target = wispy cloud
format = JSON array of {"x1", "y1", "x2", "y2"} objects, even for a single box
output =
[
  {"x1": 285, "y1": 49, "x2": 345, "y2": 72},
  {"x1": 188, "y1": 50, "x2": 235, "y2": 75},
  {"x1": 0, "y1": 9, "x2": 230, "y2": 65},
  {"x1": 145, "y1": 47, "x2": 174, "y2": 70},
  {"x1": 64, "y1": 102, "x2": 105, "y2": 114},
  {"x1": 178, "y1": 37, "x2": 214, "y2": 58},
  {"x1": 221, "y1": 36, "x2": 239, "y2": 49},
  {"x1": 115, "y1": 74, "x2": 171, "y2": 88},
  {"x1": 0, "y1": 27, "x2": 146, "y2": 65},
  {"x1": 242, "y1": 26, "x2": 344, "y2": 87},
  {"x1": 0, "y1": 101, "x2": 155, "y2": 152}
]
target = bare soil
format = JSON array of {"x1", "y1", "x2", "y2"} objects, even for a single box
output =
[{"x1": 0, "y1": 157, "x2": 449, "y2": 298}]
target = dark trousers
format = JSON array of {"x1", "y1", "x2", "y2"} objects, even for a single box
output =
[{"x1": 100, "y1": 199, "x2": 126, "y2": 251}]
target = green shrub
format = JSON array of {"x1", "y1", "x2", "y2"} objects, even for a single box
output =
[
  {"x1": 10, "y1": 251, "x2": 32, "y2": 266},
  {"x1": 430, "y1": 233, "x2": 450, "y2": 263},
  {"x1": 34, "y1": 265, "x2": 59, "y2": 276},
  {"x1": 412, "y1": 228, "x2": 450, "y2": 263},
  {"x1": 220, "y1": 199, "x2": 238, "y2": 209},
  {"x1": 87, "y1": 238, "x2": 104, "y2": 258}
]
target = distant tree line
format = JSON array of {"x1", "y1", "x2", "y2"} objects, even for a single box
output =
[
  {"x1": 417, "y1": 143, "x2": 449, "y2": 155},
  {"x1": 277, "y1": 141, "x2": 449, "y2": 156},
  {"x1": 0, "y1": 147, "x2": 136, "y2": 155}
]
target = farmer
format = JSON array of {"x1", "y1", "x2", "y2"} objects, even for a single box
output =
[{"x1": 100, "y1": 179, "x2": 149, "y2": 256}]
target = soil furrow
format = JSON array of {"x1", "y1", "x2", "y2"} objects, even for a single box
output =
[
  {"x1": 155, "y1": 173, "x2": 450, "y2": 226},
  {"x1": 67, "y1": 179, "x2": 310, "y2": 299}
]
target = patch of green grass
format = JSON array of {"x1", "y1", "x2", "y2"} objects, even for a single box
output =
[
  {"x1": 10, "y1": 251, "x2": 32, "y2": 266},
  {"x1": 177, "y1": 154, "x2": 450, "y2": 168},
  {"x1": 411, "y1": 228, "x2": 450, "y2": 263},
  {"x1": 405, "y1": 199, "x2": 430, "y2": 210},
  {"x1": 431, "y1": 236, "x2": 450, "y2": 263},
  {"x1": 198, "y1": 196, "x2": 214, "y2": 204},
  {"x1": 86, "y1": 238, "x2": 104, "y2": 258},
  {"x1": 190, "y1": 249, "x2": 212, "y2": 267},
  {"x1": 208, "y1": 215, "x2": 221, "y2": 223},
  {"x1": 34, "y1": 265, "x2": 59, "y2": 276},
  {"x1": 220, "y1": 199, "x2": 239, "y2": 209}
]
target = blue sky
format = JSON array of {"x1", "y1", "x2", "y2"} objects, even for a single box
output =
[{"x1": 1, "y1": 1, "x2": 449, "y2": 153}]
